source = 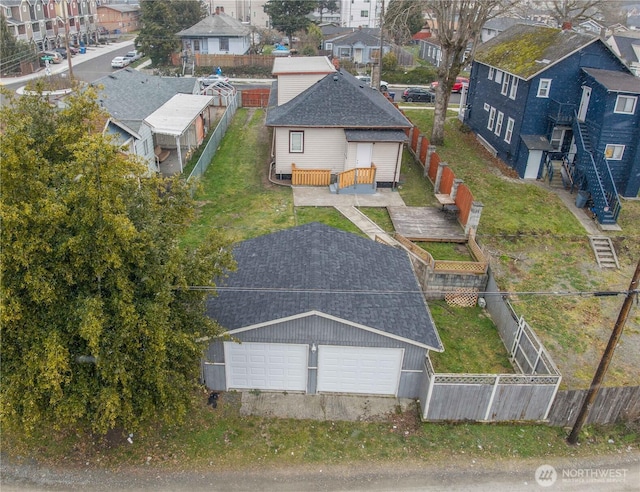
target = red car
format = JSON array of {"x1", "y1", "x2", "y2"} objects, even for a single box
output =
[{"x1": 430, "y1": 76, "x2": 469, "y2": 93}]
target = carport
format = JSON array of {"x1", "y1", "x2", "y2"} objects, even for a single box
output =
[{"x1": 144, "y1": 93, "x2": 214, "y2": 173}]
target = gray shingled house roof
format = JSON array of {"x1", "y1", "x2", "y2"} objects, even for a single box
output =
[
  {"x1": 582, "y1": 67, "x2": 640, "y2": 94},
  {"x1": 206, "y1": 223, "x2": 443, "y2": 351},
  {"x1": 609, "y1": 33, "x2": 640, "y2": 66},
  {"x1": 474, "y1": 24, "x2": 600, "y2": 80},
  {"x1": 265, "y1": 70, "x2": 412, "y2": 129},
  {"x1": 331, "y1": 29, "x2": 382, "y2": 47},
  {"x1": 176, "y1": 12, "x2": 250, "y2": 38},
  {"x1": 92, "y1": 69, "x2": 197, "y2": 131}
]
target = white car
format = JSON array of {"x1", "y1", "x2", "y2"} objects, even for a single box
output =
[
  {"x1": 198, "y1": 74, "x2": 230, "y2": 86},
  {"x1": 124, "y1": 50, "x2": 142, "y2": 62},
  {"x1": 111, "y1": 56, "x2": 130, "y2": 69},
  {"x1": 355, "y1": 75, "x2": 389, "y2": 91}
]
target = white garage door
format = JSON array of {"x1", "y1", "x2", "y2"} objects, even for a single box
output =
[
  {"x1": 224, "y1": 342, "x2": 308, "y2": 391},
  {"x1": 317, "y1": 346, "x2": 403, "y2": 395}
]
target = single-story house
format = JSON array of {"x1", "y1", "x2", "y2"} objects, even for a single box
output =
[
  {"x1": 324, "y1": 27, "x2": 391, "y2": 64},
  {"x1": 203, "y1": 222, "x2": 443, "y2": 397},
  {"x1": 93, "y1": 69, "x2": 211, "y2": 174},
  {"x1": 176, "y1": 10, "x2": 251, "y2": 55},
  {"x1": 266, "y1": 56, "x2": 412, "y2": 191}
]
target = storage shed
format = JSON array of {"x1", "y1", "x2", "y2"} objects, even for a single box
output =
[{"x1": 203, "y1": 223, "x2": 443, "y2": 398}]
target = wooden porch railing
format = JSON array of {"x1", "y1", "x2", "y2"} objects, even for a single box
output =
[
  {"x1": 395, "y1": 231, "x2": 488, "y2": 274},
  {"x1": 291, "y1": 163, "x2": 331, "y2": 186},
  {"x1": 337, "y1": 164, "x2": 376, "y2": 189}
]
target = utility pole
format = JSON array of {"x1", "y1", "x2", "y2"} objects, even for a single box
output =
[
  {"x1": 376, "y1": 0, "x2": 384, "y2": 90},
  {"x1": 62, "y1": 0, "x2": 74, "y2": 81},
  {"x1": 567, "y1": 258, "x2": 640, "y2": 444}
]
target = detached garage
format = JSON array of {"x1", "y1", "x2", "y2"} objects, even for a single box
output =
[{"x1": 203, "y1": 223, "x2": 443, "y2": 398}]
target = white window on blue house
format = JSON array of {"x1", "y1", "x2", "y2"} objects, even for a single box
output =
[
  {"x1": 289, "y1": 131, "x2": 304, "y2": 153},
  {"x1": 605, "y1": 144, "x2": 624, "y2": 160},
  {"x1": 509, "y1": 77, "x2": 518, "y2": 100},
  {"x1": 614, "y1": 95, "x2": 637, "y2": 114},
  {"x1": 505, "y1": 117, "x2": 515, "y2": 143},
  {"x1": 495, "y1": 70, "x2": 503, "y2": 84},
  {"x1": 488, "y1": 67, "x2": 494, "y2": 80},
  {"x1": 495, "y1": 111, "x2": 504, "y2": 136},
  {"x1": 219, "y1": 38, "x2": 229, "y2": 51},
  {"x1": 488, "y1": 107, "x2": 496, "y2": 130},
  {"x1": 537, "y1": 79, "x2": 552, "y2": 98},
  {"x1": 340, "y1": 47, "x2": 350, "y2": 58},
  {"x1": 325, "y1": 42, "x2": 333, "y2": 50},
  {"x1": 501, "y1": 74, "x2": 510, "y2": 95}
]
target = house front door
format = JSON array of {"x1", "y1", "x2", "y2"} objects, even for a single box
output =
[
  {"x1": 524, "y1": 149, "x2": 543, "y2": 179},
  {"x1": 577, "y1": 86, "x2": 591, "y2": 122},
  {"x1": 354, "y1": 48, "x2": 363, "y2": 63},
  {"x1": 356, "y1": 142, "x2": 373, "y2": 168}
]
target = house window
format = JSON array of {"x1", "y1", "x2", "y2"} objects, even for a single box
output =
[
  {"x1": 488, "y1": 107, "x2": 496, "y2": 130},
  {"x1": 143, "y1": 140, "x2": 149, "y2": 155},
  {"x1": 325, "y1": 42, "x2": 333, "y2": 50},
  {"x1": 604, "y1": 144, "x2": 624, "y2": 160},
  {"x1": 488, "y1": 67, "x2": 494, "y2": 80},
  {"x1": 361, "y1": 10, "x2": 368, "y2": 17},
  {"x1": 219, "y1": 37, "x2": 229, "y2": 51},
  {"x1": 495, "y1": 70, "x2": 503, "y2": 84},
  {"x1": 537, "y1": 79, "x2": 552, "y2": 98},
  {"x1": 289, "y1": 131, "x2": 304, "y2": 153},
  {"x1": 501, "y1": 74, "x2": 510, "y2": 95},
  {"x1": 340, "y1": 47, "x2": 350, "y2": 58},
  {"x1": 505, "y1": 117, "x2": 515, "y2": 143},
  {"x1": 614, "y1": 95, "x2": 637, "y2": 114},
  {"x1": 509, "y1": 77, "x2": 518, "y2": 100},
  {"x1": 193, "y1": 40, "x2": 200, "y2": 51},
  {"x1": 495, "y1": 111, "x2": 504, "y2": 136}
]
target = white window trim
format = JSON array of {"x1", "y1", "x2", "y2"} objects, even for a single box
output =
[
  {"x1": 488, "y1": 107, "x2": 496, "y2": 131},
  {"x1": 614, "y1": 95, "x2": 637, "y2": 114},
  {"x1": 289, "y1": 131, "x2": 304, "y2": 153},
  {"x1": 488, "y1": 67, "x2": 494, "y2": 80},
  {"x1": 537, "y1": 79, "x2": 552, "y2": 98},
  {"x1": 509, "y1": 77, "x2": 518, "y2": 100},
  {"x1": 505, "y1": 117, "x2": 515, "y2": 144},
  {"x1": 501, "y1": 74, "x2": 510, "y2": 96},
  {"x1": 495, "y1": 70, "x2": 503, "y2": 84},
  {"x1": 604, "y1": 144, "x2": 624, "y2": 160},
  {"x1": 495, "y1": 111, "x2": 504, "y2": 136}
]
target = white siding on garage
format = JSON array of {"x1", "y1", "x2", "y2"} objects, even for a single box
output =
[
  {"x1": 317, "y1": 345, "x2": 403, "y2": 395},
  {"x1": 277, "y1": 74, "x2": 330, "y2": 105},
  {"x1": 224, "y1": 342, "x2": 308, "y2": 391},
  {"x1": 275, "y1": 127, "x2": 346, "y2": 175}
]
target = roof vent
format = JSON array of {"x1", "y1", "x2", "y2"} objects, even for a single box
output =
[
  {"x1": 108, "y1": 74, "x2": 117, "y2": 79},
  {"x1": 333, "y1": 75, "x2": 339, "y2": 81}
]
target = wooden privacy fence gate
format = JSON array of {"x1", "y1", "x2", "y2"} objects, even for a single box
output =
[{"x1": 291, "y1": 163, "x2": 331, "y2": 186}]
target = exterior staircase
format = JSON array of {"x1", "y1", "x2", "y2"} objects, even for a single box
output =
[
  {"x1": 588, "y1": 236, "x2": 619, "y2": 269},
  {"x1": 573, "y1": 120, "x2": 621, "y2": 225}
]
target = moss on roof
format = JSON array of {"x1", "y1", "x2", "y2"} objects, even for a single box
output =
[{"x1": 475, "y1": 25, "x2": 597, "y2": 79}]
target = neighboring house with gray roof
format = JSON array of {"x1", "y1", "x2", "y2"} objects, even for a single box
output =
[
  {"x1": 480, "y1": 17, "x2": 543, "y2": 43},
  {"x1": 92, "y1": 69, "x2": 200, "y2": 173},
  {"x1": 203, "y1": 222, "x2": 443, "y2": 397},
  {"x1": 176, "y1": 12, "x2": 250, "y2": 55},
  {"x1": 324, "y1": 27, "x2": 390, "y2": 64},
  {"x1": 464, "y1": 24, "x2": 640, "y2": 225},
  {"x1": 266, "y1": 56, "x2": 411, "y2": 192},
  {"x1": 606, "y1": 32, "x2": 640, "y2": 76}
]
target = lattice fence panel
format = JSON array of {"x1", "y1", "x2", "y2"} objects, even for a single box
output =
[{"x1": 445, "y1": 288, "x2": 479, "y2": 307}]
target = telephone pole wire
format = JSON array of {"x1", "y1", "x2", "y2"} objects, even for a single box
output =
[{"x1": 567, "y1": 257, "x2": 640, "y2": 444}]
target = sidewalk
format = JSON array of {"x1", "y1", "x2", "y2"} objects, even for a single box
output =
[{"x1": 0, "y1": 39, "x2": 134, "y2": 87}]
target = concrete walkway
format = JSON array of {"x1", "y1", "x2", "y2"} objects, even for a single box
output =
[{"x1": 240, "y1": 392, "x2": 416, "y2": 422}]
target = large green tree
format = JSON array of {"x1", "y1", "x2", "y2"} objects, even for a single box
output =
[
  {"x1": 263, "y1": 0, "x2": 316, "y2": 42},
  {"x1": 0, "y1": 87, "x2": 235, "y2": 435},
  {"x1": 0, "y1": 14, "x2": 36, "y2": 75}
]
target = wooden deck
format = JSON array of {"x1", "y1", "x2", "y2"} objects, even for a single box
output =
[{"x1": 388, "y1": 206, "x2": 467, "y2": 242}]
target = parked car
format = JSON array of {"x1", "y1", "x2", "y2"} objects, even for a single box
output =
[
  {"x1": 430, "y1": 76, "x2": 469, "y2": 93},
  {"x1": 198, "y1": 74, "x2": 230, "y2": 86},
  {"x1": 355, "y1": 75, "x2": 390, "y2": 91},
  {"x1": 124, "y1": 50, "x2": 142, "y2": 62},
  {"x1": 41, "y1": 51, "x2": 63, "y2": 64},
  {"x1": 53, "y1": 47, "x2": 68, "y2": 59},
  {"x1": 401, "y1": 87, "x2": 436, "y2": 103},
  {"x1": 111, "y1": 56, "x2": 130, "y2": 69}
]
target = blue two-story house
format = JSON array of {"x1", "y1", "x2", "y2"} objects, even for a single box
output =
[{"x1": 464, "y1": 24, "x2": 640, "y2": 225}]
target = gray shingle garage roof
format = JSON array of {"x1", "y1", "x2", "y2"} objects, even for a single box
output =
[{"x1": 206, "y1": 223, "x2": 442, "y2": 351}]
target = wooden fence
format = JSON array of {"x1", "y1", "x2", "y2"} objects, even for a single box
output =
[
  {"x1": 547, "y1": 385, "x2": 640, "y2": 426},
  {"x1": 439, "y1": 166, "x2": 455, "y2": 194},
  {"x1": 419, "y1": 270, "x2": 562, "y2": 422},
  {"x1": 240, "y1": 88, "x2": 270, "y2": 108},
  {"x1": 456, "y1": 184, "x2": 474, "y2": 227},
  {"x1": 193, "y1": 53, "x2": 276, "y2": 69},
  {"x1": 291, "y1": 163, "x2": 331, "y2": 186},
  {"x1": 337, "y1": 165, "x2": 376, "y2": 189}
]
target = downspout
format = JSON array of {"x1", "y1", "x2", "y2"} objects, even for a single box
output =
[{"x1": 392, "y1": 141, "x2": 402, "y2": 190}]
